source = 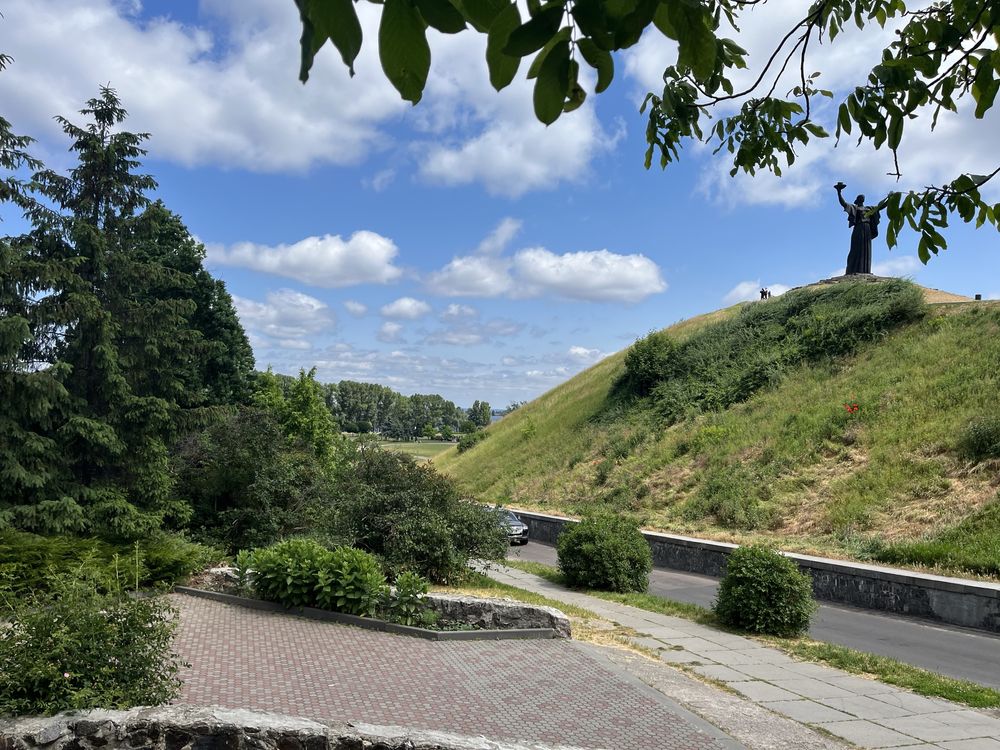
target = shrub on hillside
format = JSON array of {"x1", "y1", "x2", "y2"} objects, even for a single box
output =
[
  {"x1": 557, "y1": 515, "x2": 652, "y2": 592},
  {"x1": 0, "y1": 574, "x2": 183, "y2": 716},
  {"x1": 714, "y1": 545, "x2": 815, "y2": 636},
  {"x1": 457, "y1": 430, "x2": 488, "y2": 453},
  {"x1": 330, "y1": 445, "x2": 507, "y2": 583},
  {"x1": 623, "y1": 330, "x2": 677, "y2": 396},
  {"x1": 616, "y1": 279, "x2": 926, "y2": 422},
  {"x1": 957, "y1": 416, "x2": 1000, "y2": 462},
  {"x1": 683, "y1": 463, "x2": 769, "y2": 530},
  {"x1": 246, "y1": 537, "x2": 333, "y2": 608}
]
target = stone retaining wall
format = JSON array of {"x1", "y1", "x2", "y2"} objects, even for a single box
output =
[
  {"x1": 0, "y1": 706, "x2": 584, "y2": 750},
  {"x1": 512, "y1": 509, "x2": 1000, "y2": 633},
  {"x1": 426, "y1": 593, "x2": 571, "y2": 638}
]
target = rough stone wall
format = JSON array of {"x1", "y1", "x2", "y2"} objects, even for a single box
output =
[
  {"x1": 0, "y1": 706, "x2": 585, "y2": 750},
  {"x1": 425, "y1": 594, "x2": 571, "y2": 638}
]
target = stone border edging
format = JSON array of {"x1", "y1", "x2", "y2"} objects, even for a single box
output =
[
  {"x1": 0, "y1": 705, "x2": 590, "y2": 750},
  {"x1": 173, "y1": 586, "x2": 559, "y2": 641},
  {"x1": 511, "y1": 509, "x2": 1000, "y2": 633}
]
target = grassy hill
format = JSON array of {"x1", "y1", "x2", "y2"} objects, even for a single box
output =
[{"x1": 435, "y1": 279, "x2": 1000, "y2": 578}]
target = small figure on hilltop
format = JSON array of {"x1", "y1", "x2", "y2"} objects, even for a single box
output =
[
  {"x1": 759, "y1": 287, "x2": 767, "y2": 300},
  {"x1": 835, "y1": 182, "x2": 890, "y2": 275}
]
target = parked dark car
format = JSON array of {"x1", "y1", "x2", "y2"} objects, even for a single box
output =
[{"x1": 502, "y1": 509, "x2": 529, "y2": 545}]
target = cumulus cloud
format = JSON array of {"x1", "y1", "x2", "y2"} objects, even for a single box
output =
[
  {"x1": 208, "y1": 231, "x2": 402, "y2": 288},
  {"x1": 425, "y1": 317, "x2": 524, "y2": 347},
  {"x1": 344, "y1": 300, "x2": 368, "y2": 316},
  {"x1": 0, "y1": 0, "x2": 404, "y2": 172},
  {"x1": 723, "y1": 280, "x2": 791, "y2": 304},
  {"x1": 233, "y1": 289, "x2": 334, "y2": 342},
  {"x1": 426, "y1": 221, "x2": 667, "y2": 303},
  {"x1": 872, "y1": 255, "x2": 923, "y2": 276},
  {"x1": 380, "y1": 297, "x2": 432, "y2": 319},
  {"x1": 377, "y1": 321, "x2": 404, "y2": 343},
  {"x1": 513, "y1": 248, "x2": 667, "y2": 303}
]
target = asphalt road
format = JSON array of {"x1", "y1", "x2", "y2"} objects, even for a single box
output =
[{"x1": 508, "y1": 541, "x2": 1000, "y2": 689}]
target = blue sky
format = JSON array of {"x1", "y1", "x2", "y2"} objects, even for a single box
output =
[{"x1": 2, "y1": 0, "x2": 998, "y2": 407}]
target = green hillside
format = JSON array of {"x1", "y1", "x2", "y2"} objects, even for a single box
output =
[{"x1": 436, "y1": 279, "x2": 1000, "y2": 578}]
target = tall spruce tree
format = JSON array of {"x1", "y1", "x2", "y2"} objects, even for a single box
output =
[{"x1": 1, "y1": 87, "x2": 253, "y2": 538}]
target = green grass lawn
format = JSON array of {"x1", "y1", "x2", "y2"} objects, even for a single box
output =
[
  {"x1": 381, "y1": 440, "x2": 457, "y2": 462},
  {"x1": 438, "y1": 289, "x2": 1000, "y2": 579}
]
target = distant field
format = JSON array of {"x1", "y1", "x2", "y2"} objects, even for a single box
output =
[{"x1": 382, "y1": 440, "x2": 456, "y2": 462}]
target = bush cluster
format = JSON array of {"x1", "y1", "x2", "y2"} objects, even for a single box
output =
[
  {"x1": 457, "y1": 430, "x2": 488, "y2": 453},
  {"x1": 714, "y1": 545, "x2": 815, "y2": 636},
  {"x1": 0, "y1": 530, "x2": 217, "y2": 598},
  {"x1": 0, "y1": 575, "x2": 183, "y2": 717},
  {"x1": 557, "y1": 515, "x2": 652, "y2": 593},
  {"x1": 240, "y1": 538, "x2": 430, "y2": 624},
  {"x1": 619, "y1": 280, "x2": 926, "y2": 422}
]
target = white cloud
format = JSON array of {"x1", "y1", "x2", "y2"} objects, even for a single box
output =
[
  {"x1": 425, "y1": 317, "x2": 524, "y2": 347},
  {"x1": 344, "y1": 300, "x2": 368, "y2": 316},
  {"x1": 476, "y1": 218, "x2": 522, "y2": 255},
  {"x1": 233, "y1": 289, "x2": 334, "y2": 341},
  {"x1": 426, "y1": 254, "x2": 515, "y2": 297},
  {"x1": 440, "y1": 303, "x2": 478, "y2": 320},
  {"x1": 513, "y1": 248, "x2": 667, "y2": 303},
  {"x1": 0, "y1": 0, "x2": 404, "y2": 172},
  {"x1": 364, "y1": 168, "x2": 396, "y2": 192},
  {"x1": 426, "y1": 221, "x2": 668, "y2": 303},
  {"x1": 723, "y1": 280, "x2": 791, "y2": 304},
  {"x1": 568, "y1": 346, "x2": 605, "y2": 363},
  {"x1": 872, "y1": 255, "x2": 923, "y2": 276},
  {"x1": 377, "y1": 321, "x2": 404, "y2": 343},
  {"x1": 208, "y1": 231, "x2": 402, "y2": 288},
  {"x1": 380, "y1": 297, "x2": 431, "y2": 319}
]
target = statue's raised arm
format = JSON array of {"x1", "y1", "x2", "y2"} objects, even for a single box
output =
[{"x1": 834, "y1": 182, "x2": 849, "y2": 210}]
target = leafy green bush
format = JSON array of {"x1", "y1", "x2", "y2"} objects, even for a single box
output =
[
  {"x1": 0, "y1": 575, "x2": 183, "y2": 716},
  {"x1": 617, "y1": 280, "x2": 926, "y2": 422},
  {"x1": 331, "y1": 445, "x2": 507, "y2": 582},
  {"x1": 247, "y1": 538, "x2": 332, "y2": 608},
  {"x1": 714, "y1": 545, "x2": 816, "y2": 636},
  {"x1": 316, "y1": 547, "x2": 387, "y2": 616},
  {"x1": 457, "y1": 430, "x2": 488, "y2": 453},
  {"x1": 557, "y1": 515, "x2": 652, "y2": 592},
  {"x1": 623, "y1": 330, "x2": 678, "y2": 396},
  {"x1": 958, "y1": 416, "x2": 1000, "y2": 462},
  {"x1": 386, "y1": 571, "x2": 430, "y2": 626}
]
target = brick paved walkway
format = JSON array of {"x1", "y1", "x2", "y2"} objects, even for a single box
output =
[
  {"x1": 171, "y1": 594, "x2": 741, "y2": 750},
  {"x1": 491, "y1": 566, "x2": 1000, "y2": 750}
]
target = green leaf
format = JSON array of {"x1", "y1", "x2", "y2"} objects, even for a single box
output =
[
  {"x1": 577, "y1": 38, "x2": 614, "y2": 92},
  {"x1": 415, "y1": 0, "x2": 468, "y2": 33},
  {"x1": 670, "y1": 1, "x2": 716, "y2": 80},
  {"x1": 572, "y1": 0, "x2": 610, "y2": 42},
  {"x1": 563, "y1": 60, "x2": 587, "y2": 112},
  {"x1": 379, "y1": 0, "x2": 432, "y2": 104},
  {"x1": 887, "y1": 115, "x2": 903, "y2": 149},
  {"x1": 486, "y1": 2, "x2": 522, "y2": 90},
  {"x1": 504, "y1": 4, "x2": 565, "y2": 56},
  {"x1": 458, "y1": 0, "x2": 508, "y2": 30},
  {"x1": 299, "y1": 0, "x2": 363, "y2": 80},
  {"x1": 533, "y1": 38, "x2": 571, "y2": 124},
  {"x1": 528, "y1": 27, "x2": 571, "y2": 79},
  {"x1": 652, "y1": 2, "x2": 677, "y2": 39}
]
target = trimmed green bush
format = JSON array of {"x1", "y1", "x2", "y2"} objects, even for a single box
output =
[
  {"x1": 557, "y1": 515, "x2": 652, "y2": 593},
  {"x1": 0, "y1": 574, "x2": 183, "y2": 716},
  {"x1": 317, "y1": 547, "x2": 387, "y2": 616},
  {"x1": 457, "y1": 430, "x2": 488, "y2": 453},
  {"x1": 714, "y1": 545, "x2": 816, "y2": 636}
]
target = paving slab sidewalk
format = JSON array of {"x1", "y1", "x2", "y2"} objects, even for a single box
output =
[{"x1": 488, "y1": 565, "x2": 1000, "y2": 750}]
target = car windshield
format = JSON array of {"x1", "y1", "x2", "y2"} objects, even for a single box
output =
[{"x1": 503, "y1": 511, "x2": 521, "y2": 523}]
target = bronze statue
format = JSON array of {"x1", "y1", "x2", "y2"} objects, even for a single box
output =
[{"x1": 835, "y1": 182, "x2": 889, "y2": 275}]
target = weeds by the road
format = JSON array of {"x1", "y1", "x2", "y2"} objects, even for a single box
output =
[{"x1": 501, "y1": 559, "x2": 1000, "y2": 709}]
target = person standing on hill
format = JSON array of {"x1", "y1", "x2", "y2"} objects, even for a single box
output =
[{"x1": 835, "y1": 182, "x2": 890, "y2": 275}]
